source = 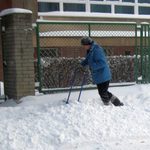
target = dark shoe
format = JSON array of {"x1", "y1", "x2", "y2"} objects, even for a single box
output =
[
  {"x1": 118, "y1": 102, "x2": 124, "y2": 106},
  {"x1": 112, "y1": 99, "x2": 124, "y2": 106},
  {"x1": 114, "y1": 101, "x2": 124, "y2": 106},
  {"x1": 111, "y1": 96, "x2": 124, "y2": 106},
  {"x1": 103, "y1": 101, "x2": 110, "y2": 106}
]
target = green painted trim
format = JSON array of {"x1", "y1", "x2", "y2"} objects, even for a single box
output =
[
  {"x1": 140, "y1": 25, "x2": 144, "y2": 83},
  {"x1": 134, "y1": 25, "x2": 138, "y2": 83},
  {"x1": 36, "y1": 23, "x2": 42, "y2": 92},
  {"x1": 148, "y1": 25, "x2": 150, "y2": 82}
]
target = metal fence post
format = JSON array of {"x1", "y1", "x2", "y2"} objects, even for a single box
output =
[{"x1": 36, "y1": 23, "x2": 42, "y2": 92}]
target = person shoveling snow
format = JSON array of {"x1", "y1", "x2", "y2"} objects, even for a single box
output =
[{"x1": 80, "y1": 36, "x2": 123, "y2": 106}]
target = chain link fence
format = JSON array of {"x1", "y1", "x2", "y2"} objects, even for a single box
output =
[{"x1": 36, "y1": 21, "x2": 137, "y2": 92}]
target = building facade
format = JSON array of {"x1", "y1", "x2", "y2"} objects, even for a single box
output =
[
  {"x1": 38, "y1": 0, "x2": 150, "y2": 22},
  {"x1": 37, "y1": 0, "x2": 146, "y2": 58}
]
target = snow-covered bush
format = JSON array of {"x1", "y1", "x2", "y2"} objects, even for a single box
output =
[
  {"x1": 36, "y1": 56, "x2": 135, "y2": 88},
  {"x1": 109, "y1": 56, "x2": 134, "y2": 83}
]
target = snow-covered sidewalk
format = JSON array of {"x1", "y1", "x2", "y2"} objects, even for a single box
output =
[{"x1": 0, "y1": 84, "x2": 150, "y2": 150}]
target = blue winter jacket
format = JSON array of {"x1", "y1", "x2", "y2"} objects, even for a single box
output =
[{"x1": 81, "y1": 42, "x2": 111, "y2": 84}]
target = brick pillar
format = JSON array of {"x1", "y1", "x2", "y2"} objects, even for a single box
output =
[
  {"x1": 0, "y1": 18, "x2": 3, "y2": 81},
  {"x1": 1, "y1": 9, "x2": 35, "y2": 101}
]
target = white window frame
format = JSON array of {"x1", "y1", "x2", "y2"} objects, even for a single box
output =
[{"x1": 38, "y1": 0, "x2": 150, "y2": 18}]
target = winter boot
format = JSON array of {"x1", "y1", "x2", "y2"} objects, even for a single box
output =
[
  {"x1": 102, "y1": 99, "x2": 111, "y2": 106},
  {"x1": 110, "y1": 95, "x2": 124, "y2": 106},
  {"x1": 103, "y1": 101, "x2": 110, "y2": 106}
]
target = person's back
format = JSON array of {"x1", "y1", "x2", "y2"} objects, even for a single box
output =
[
  {"x1": 81, "y1": 41, "x2": 111, "y2": 84},
  {"x1": 90, "y1": 42, "x2": 111, "y2": 84}
]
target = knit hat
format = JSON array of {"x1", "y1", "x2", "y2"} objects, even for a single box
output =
[{"x1": 81, "y1": 36, "x2": 93, "y2": 45}]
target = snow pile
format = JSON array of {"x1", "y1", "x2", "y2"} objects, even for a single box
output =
[
  {"x1": 0, "y1": 8, "x2": 32, "y2": 17},
  {"x1": 0, "y1": 84, "x2": 150, "y2": 150}
]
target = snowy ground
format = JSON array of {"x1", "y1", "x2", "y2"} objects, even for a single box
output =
[{"x1": 0, "y1": 84, "x2": 150, "y2": 150}]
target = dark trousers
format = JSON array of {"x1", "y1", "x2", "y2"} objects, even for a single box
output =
[{"x1": 97, "y1": 81, "x2": 113, "y2": 103}]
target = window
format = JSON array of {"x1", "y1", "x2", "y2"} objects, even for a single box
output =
[
  {"x1": 38, "y1": 2, "x2": 59, "y2": 12},
  {"x1": 106, "y1": 0, "x2": 119, "y2": 1},
  {"x1": 122, "y1": 0, "x2": 135, "y2": 3},
  {"x1": 139, "y1": 7, "x2": 150, "y2": 15},
  {"x1": 63, "y1": 3, "x2": 85, "y2": 12},
  {"x1": 138, "y1": 0, "x2": 150, "y2": 4},
  {"x1": 90, "y1": 0, "x2": 103, "y2": 1},
  {"x1": 115, "y1": 5, "x2": 134, "y2": 14},
  {"x1": 91, "y1": 4, "x2": 111, "y2": 13}
]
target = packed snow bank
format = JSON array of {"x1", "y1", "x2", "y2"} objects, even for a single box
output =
[{"x1": 0, "y1": 84, "x2": 150, "y2": 150}]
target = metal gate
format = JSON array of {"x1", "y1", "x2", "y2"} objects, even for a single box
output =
[
  {"x1": 35, "y1": 21, "x2": 150, "y2": 93},
  {"x1": 135, "y1": 23, "x2": 150, "y2": 83}
]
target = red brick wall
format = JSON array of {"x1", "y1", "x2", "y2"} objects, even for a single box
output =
[
  {"x1": 0, "y1": 0, "x2": 37, "y2": 81},
  {"x1": 0, "y1": 0, "x2": 12, "y2": 10},
  {"x1": 0, "y1": 0, "x2": 12, "y2": 81},
  {"x1": 0, "y1": 0, "x2": 37, "y2": 22}
]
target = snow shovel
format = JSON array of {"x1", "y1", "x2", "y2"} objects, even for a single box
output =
[
  {"x1": 66, "y1": 69, "x2": 77, "y2": 104},
  {"x1": 77, "y1": 72, "x2": 86, "y2": 102},
  {"x1": 66, "y1": 70, "x2": 86, "y2": 104}
]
